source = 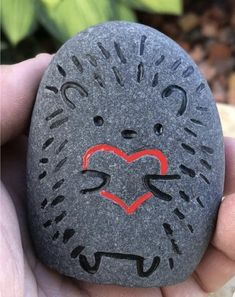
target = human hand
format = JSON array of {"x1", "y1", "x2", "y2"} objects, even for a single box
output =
[{"x1": 1, "y1": 56, "x2": 235, "y2": 297}]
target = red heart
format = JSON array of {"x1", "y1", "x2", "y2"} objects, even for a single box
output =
[{"x1": 82, "y1": 144, "x2": 168, "y2": 215}]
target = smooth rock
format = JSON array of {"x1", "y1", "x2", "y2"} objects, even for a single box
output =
[{"x1": 27, "y1": 21, "x2": 224, "y2": 287}]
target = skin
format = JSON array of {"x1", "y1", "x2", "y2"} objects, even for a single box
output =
[{"x1": 0, "y1": 54, "x2": 235, "y2": 297}]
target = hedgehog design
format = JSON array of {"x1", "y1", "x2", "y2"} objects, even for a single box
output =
[{"x1": 27, "y1": 22, "x2": 224, "y2": 287}]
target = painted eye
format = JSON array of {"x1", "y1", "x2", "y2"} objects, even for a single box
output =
[
  {"x1": 93, "y1": 116, "x2": 104, "y2": 126},
  {"x1": 154, "y1": 123, "x2": 163, "y2": 135}
]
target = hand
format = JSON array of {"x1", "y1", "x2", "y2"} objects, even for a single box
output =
[{"x1": 1, "y1": 56, "x2": 235, "y2": 297}]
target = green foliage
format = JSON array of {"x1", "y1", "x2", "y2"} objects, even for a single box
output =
[
  {"x1": 1, "y1": 0, "x2": 182, "y2": 46},
  {"x1": 123, "y1": 0, "x2": 182, "y2": 15},
  {"x1": 115, "y1": 2, "x2": 136, "y2": 22},
  {"x1": 1, "y1": 0, "x2": 36, "y2": 45},
  {"x1": 36, "y1": 0, "x2": 113, "y2": 42}
]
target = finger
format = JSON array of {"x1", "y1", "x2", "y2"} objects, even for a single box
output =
[
  {"x1": 194, "y1": 193, "x2": 235, "y2": 292},
  {"x1": 161, "y1": 276, "x2": 207, "y2": 297},
  {"x1": 79, "y1": 281, "x2": 162, "y2": 297},
  {"x1": 0, "y1": 183, "x2": 24, "y2": 297},
  {"x1": 195, "y1": 245, "x2": 235, "y2": 292},
  {"x1": 224, "y1": 137, "x2": 235, "y2": 196},
  {"x1": 0, "y1": 54, "x2": 52, "y2": 145},
  {"x1": 212, "y1": 193, "x2": 235, "y2": 260}
]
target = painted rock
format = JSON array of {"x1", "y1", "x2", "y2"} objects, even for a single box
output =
[{"x1": 27, "y1": 21, "x2": 224, "y2": 287}]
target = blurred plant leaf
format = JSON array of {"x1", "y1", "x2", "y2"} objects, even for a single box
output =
[
  {"x1": 115, "y1": 2, "x2": 137, "y2": 22},
  {"x1": 36, "y1": 0, "x2": 112, "y2": 42},
  {"x1": 0, "y1": 41, "x2": 8, "y2": 51},
  {"x1": 41, "y1": 0, "x2": 61, "y2": 9},
  {"x1": 122, "y1": 0, "x2": 182, "y2": 15},
  {"x1": 1, "y1": 0, "x2": 36, "y2": 45}
]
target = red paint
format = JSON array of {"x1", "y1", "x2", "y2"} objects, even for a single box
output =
[
  {"x1": 100, "y1": 190, "x2": 153, "y2": 215},
  {"x1": 82, "y1": 144, "x2": 168, "y2": 174},
  {"x1": 82, "y1": 144, "x2": 168, "y2": 214}
]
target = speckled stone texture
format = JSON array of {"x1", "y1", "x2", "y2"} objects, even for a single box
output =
[{"x1": 27, "y1": 21, "x2": 224, "y2": 287}]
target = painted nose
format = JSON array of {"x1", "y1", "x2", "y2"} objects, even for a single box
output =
[{"x1": 121, "y1": 129, "x2": 137, "y2": 139}]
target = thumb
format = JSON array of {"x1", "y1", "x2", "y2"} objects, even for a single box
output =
[{"x1": 0, "y1": 54, "x2": 53, "y2": 145}]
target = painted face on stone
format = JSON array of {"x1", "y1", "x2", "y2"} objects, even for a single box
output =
[
  {"x1": 78, "y1": 86, "x2": 186, "y2": 215},
  {"x1": 27, "y1": 22, "x2": 224, "y2": 287}
]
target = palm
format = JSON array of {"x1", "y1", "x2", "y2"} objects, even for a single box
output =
[
  {"x1": 1, "y1": 56, "x2": 234, "y2": 297},
  {"x1": 2, "y1": 138, "x2": 235, "y2": 297},
  {"x1": 0, "y1": 138, "x2": 202, "y2": 297}
]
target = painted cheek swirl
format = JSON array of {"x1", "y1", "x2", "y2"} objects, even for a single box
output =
[{"x1": 162, "y1": 85, "x2": 187, "y2": 117}]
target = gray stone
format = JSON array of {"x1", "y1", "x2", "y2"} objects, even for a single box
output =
[{"x1": 27, "y1": 21, "x2": 224, "y2": 287}]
